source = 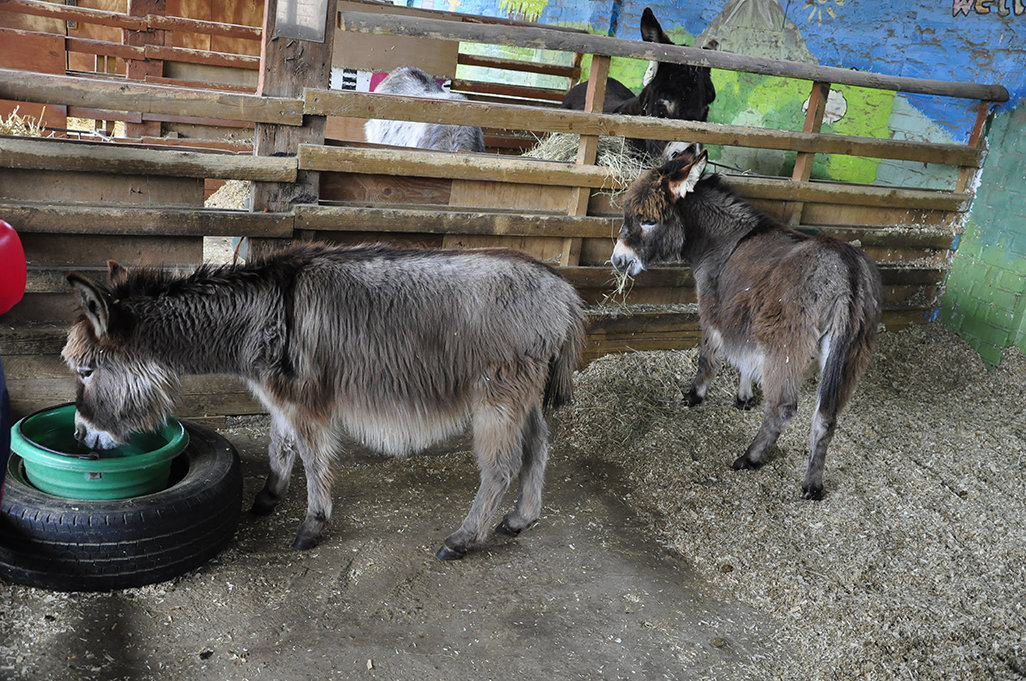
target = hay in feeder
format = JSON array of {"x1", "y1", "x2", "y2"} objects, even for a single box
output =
[
  {"x1": 0, "y1": 107, "x2": 48, "y2": 137},
  {"x1": 524, "y1": 132, "x2": 655, "y2": 193}
]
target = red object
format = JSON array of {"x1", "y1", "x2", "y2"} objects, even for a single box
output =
[{"x1": 0, "y1": 219, "x2": 26, "y2": 314}]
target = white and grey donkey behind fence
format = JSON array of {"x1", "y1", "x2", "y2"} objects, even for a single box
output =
[
  {"x1": 364, "y1": 65, "x2": 486, "y2": 152},
  {"x1": 62, "y1": 243, "x2": 585, "y2": 560}
]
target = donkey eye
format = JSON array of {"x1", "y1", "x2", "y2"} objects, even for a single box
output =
[
  {"x1": 641, "y1": 222, "x2": 659, "y2": 233},
  {"x1": 78, "y1": 367, "x2": 94, "y2": 380}
]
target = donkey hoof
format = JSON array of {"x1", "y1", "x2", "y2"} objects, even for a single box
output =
[
  {"x1": 435, "y1": 543, "x2": 467, "y2": 561},
  {"x1": 292, "y1": 534, "x2": 320, "y2": 551},
  {"x1": 495, "y1": 519, "x2": 522, "y2": 537},
  {"x1": 732, "y1": 455, "x2": 761, "y2": 471},
  {"x1": 801, "y1": 485, "x2": 824, "y2": 501},
  {"x1": 734, "y1": 396, "x2": 759, "y2": 411},
  {"x1": 249, "y1": 490, "x2": 279, "y2": 516},
  {"x1": 682, "y1": 390, "x2": 703, "y2": 408}
]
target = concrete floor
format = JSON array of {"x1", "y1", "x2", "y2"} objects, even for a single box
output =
[{"x1": 0, "y1": 419, "x2": 784, "y2": 680}]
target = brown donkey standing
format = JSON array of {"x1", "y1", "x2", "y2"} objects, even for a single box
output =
[
  {"x1": 62, "y1": 243, "x2": 585, "y2": 559},
  {"x1": 612, "y1": 147, "x2": 883, "y2": 499}
]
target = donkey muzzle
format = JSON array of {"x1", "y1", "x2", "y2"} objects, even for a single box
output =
[{"x1": 611, "y1": 242, "x2": 646, "y2": 278}]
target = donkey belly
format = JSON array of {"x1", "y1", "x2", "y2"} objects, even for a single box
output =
[{"x1": 338, "y1": 404, "x2": 470, "y2": 458}]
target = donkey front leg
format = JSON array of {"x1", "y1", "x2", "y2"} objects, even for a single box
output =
[
  {"x1": 683, "y1": 329, "x2": 723, "y2": 407},
  {"x1": 496, "y1": 403, "x2": 548, "y2": 537},
  {"x1": 251, "y1": 411, "x2": 298, "y2": 516},
  {"x1": 291, "y1": 425, "x2": 337, "y2": 551},
  {"x1": 437, "y1": 404, "x2": 524, "y2": 560}
]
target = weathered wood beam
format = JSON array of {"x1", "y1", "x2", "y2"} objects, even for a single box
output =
[
  {"x1": 299, "y1": 144, "x2": 615, "y2": 188},
  {"x1": 338, "y1": 10, "x2": 1008, "y2": 103},
  {"x1": 295, "y1": 205, "x2": 616, "y2": 238},
  {"x1": 0, "y1": 68, "x2": 303, "y2": 126},
  {"x1": 0, "y1": 203, "x2": 294, "y2": 237},
  {"x1": 0, "y1": 136, "x2": 296, "y2": 181},
  {"x1": 303, "y1": 89, "x2": 986, "y2": 168}
]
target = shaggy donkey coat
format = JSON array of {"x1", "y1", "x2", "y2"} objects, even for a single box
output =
[
  {"x1": 364, "y1": 65, "x2": 486, "y2": 153},
  {"x1": 612, "y1": 148, "x2": 883, "y2": 499},
  {"x1": 62, "y1": 243, "x2": 585, "y2": 559},
  {"x1": 561, "y1": 7, "x2": 717, "y2": 160}
]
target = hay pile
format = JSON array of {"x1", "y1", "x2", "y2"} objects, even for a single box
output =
[
  {"x1": 0, "y1": 108, "x2": 47, "y2": 137},
  {"x1": 524, "y1": 132, "x2": 654, "y2": 192},
  {"x1": 556, "y1": 321, "x2": 1026, "y2": 679}
]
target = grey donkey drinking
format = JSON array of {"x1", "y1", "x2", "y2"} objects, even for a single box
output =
[
  {"x1": 364, "y1": 65, "x2": 486, "y2": 152},
  {"x1": 62, "y1": 243, "x2": 585, "y2": 559},
  {"x1": 612, "y1": 147, "x2": 883, "y2": 499}
]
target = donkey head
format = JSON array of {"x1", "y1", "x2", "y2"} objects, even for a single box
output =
[
  {"x1": 62, "y1": 263, "x2": 179, "y2": 449},
  {"x1": 611, "y1": 146, "x2": 708, "y2": 277},
  {"x1": 634, "y1": 8, "x2": 717, "y2": 158}
]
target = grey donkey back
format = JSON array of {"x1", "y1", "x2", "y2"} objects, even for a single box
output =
[
  {"x1": 612, "y1": 148, "x2": 882, "y2": 499},
  {"x1": 364, "y1": 65, "x2": 485, "y2": 152},
  {"x1": 62, "y1": 243, "x2": 584, "y2": 560}
]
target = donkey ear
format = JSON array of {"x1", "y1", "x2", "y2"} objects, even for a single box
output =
[
  {"x1": 667, "y1": 150, "x2": 708, "y2": 199},
  {"x1": 67, "y1": 272, "x2": 111, "y2": 339},
  {"x1": 639, "y1": 8, "x2": 672, "y2": 45},
  {"x1": 108, "y1": 260, "x2": 129, "y2": 286}
]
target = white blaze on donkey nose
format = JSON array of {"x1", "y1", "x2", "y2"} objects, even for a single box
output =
[{"x1": 611, "y1": 240, "x2": 645, "y2": 277}]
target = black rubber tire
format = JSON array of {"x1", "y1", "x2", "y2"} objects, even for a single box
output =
[{"x1": 0, "y1": 420, "x2": 242, "y2": 591}]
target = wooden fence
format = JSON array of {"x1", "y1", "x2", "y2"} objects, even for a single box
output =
[{"x1": 0, "y1": 0, "x2": 1008, "y2": 423}]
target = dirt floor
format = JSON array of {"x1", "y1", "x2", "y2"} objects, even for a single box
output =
[{"x1": 1, "y1": 322, "x2": 1025, "y2": 680}]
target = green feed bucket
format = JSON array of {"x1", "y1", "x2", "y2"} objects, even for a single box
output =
[{"x1": 11, "y1": 404, "x2": 189, "y2": 500}]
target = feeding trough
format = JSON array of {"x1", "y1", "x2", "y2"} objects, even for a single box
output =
[
  {"x1": 0, "y1": 407, "x2": 243, "y2": 591},
  {"x1": 12, "y1": 403, "x2": 189, "y2": 500}
]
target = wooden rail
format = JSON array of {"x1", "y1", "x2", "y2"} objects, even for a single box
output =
[{"x1": 337, "y1": 10, "x2": 1009, "y2": 103}]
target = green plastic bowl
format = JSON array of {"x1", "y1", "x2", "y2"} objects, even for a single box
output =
[{"x1": 11, "y1": 404, "x2": 189, "y2": 500}]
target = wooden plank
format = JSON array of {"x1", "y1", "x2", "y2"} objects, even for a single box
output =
[
  {"x1": 333, "y1": 0, "x2": 459, "y2": 78},
  {"x1": 0, "y1": 136, "x2": 297, "y2": 181},
  {"x1": 783, "y1": 80, "x2": 830, "y2": 225},
  {"x1": 0, "y1": 203, "x2": 294, "y2": 236},
  {"x1": 320, "y1": 173, "x2": 452, "y2": 204},
  {"x1": 0, "y1": 168, "x2": 204, "y2": 205},
  {"x1": 457, "y1": 53, "x2": 579, "y2": 80},
  {"x1": 249, "y1": 0, "x2": 336, "y2": 257},
  {"x1": 294, "y1": 205, "x2": 615, "y2": 238},
  {"x1": 337, "y1": 10, "x2": 1008, "y2": 103},
  {"x1": 559, "y1": 264, "x2": 945, "y2": 289},
  {"x1": 450, "y1": 79, "x2": 566, "y2": 103},
  {"x1": 725, "y1": 175, "x2": 972, "y2": 212},
  {"x1": 301, "y1": 144, "x2": 614, "y2": 188},
  {"x1": 0, "y1": 68, "x2": 304, "y2": 125},
  {"x1": 303, "y1": 89, "x2": 986, "y2": 168},
  {"x1": 0, "y1": 26, "x2": 64, "y2": 72},
  {"x1": 21, "y1": 233, "x2": 201, "y2": 267}
]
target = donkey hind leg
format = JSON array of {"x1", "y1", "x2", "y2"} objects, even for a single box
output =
[
  {"x1": 683, "y1": 330, "x2": 724, "y2": 407},
  {"x1": 802, "y1": 335, "x2": 865, "y2": 500},
  {"x1": 496, "y1": 403, "x2": 548, "y2": 537},
  {"x1": 733, "y1": 372, "x2": 799, "y2": 472},
  {"x1": 292, "y1": 426, "x2": 337, "y2": 551},
  {"x1": 251, "y1": 411, "x2": 298, "y2": 515},
  {"x1": 437, "y1": 404, "x2": 525, "y2": 561}
]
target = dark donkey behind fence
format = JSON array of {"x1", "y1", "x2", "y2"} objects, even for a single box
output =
[
  {"x1": 62, "y1": 243, "x2": 585, "y2": 559},
  {"x1": 612, "y1": 147, "x2": 883, "y2": 499},
  {"x1": 561, "y1": 7, "x2": 717, "y2": 160}
]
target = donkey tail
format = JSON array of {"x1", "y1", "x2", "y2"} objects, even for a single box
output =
[
  {"x1": 819, "y1": 254, "x2": 884, "y2": 416},
  {"x1": 544, "y1": 311, "x2": 586, "y2": 409}
]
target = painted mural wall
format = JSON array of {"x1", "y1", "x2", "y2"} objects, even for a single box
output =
[{"x1": 414, "y1": 0, "x2": 1026, "y2": 366}]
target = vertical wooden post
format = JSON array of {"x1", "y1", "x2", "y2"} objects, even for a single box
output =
[
  {"x1": 783, "y1": 80, "x2": 830, "y2": 225},
  {"x1": 249, "y1": 0, "x2": 338, "y2": 258},
  {"x1": 955, "y1": 100, "x2": 990, "y2": 194},
  {"x1": 123, "y1": 0, "x2": 165, "y2": 138},
  {"x1": 561, "y1": 54, "x2": 609, "y2": 267}
]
